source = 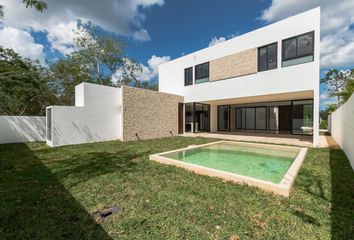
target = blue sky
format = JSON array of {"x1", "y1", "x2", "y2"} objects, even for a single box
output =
[
  {"x1": 0, "y1": 0, "x2": 354, "y2": 109},
  {"x1": 124, "y1": 0, "x2": 269, "y2": 63}
]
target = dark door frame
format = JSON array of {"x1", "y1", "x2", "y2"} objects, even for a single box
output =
[{"x1": 178, "y1": 102, "x2": 184, "y2": 134}]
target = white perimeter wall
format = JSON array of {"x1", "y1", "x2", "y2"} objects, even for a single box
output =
[
  {"x1": 329, "y1": 94, "x2": 354, "y2": 169},
  {"x1": 47, "y1": 83, "x2": 122, "y2": 147},
  {"x1": 0, "y1": 116, "x2": 45, "y2": 144}
]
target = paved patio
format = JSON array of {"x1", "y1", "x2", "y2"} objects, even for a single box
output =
[{"x1": 182, "y1": 132, "x2": 337, "y2": 148}]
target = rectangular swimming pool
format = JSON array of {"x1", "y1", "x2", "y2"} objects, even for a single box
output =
[{"x1": 150, "y1": 141, "x2": 307, "y2": 196}]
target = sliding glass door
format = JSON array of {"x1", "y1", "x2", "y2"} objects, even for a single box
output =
[
  {"x1": 236, "y1": 107, "x2": 266, "y2": 130},
  {"x1": 184, "y1": 103, "x2": 210, "y2": 132},
  {"x1": 194, "y1": 103, "x2": 210, "y2": 132},
  {"x1": 218, "y1": 105, "x2": 230, "y2": 131},
  {"x1": 292, "y1": 100, "x2": 313, "y2": 135},
  {"x1": 184, "y1": 103, "x2": 194, "y2": 132}
]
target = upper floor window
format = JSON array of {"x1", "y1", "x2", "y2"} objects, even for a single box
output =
[
  {"x1": 195, "y1": 62, "x2": 209, "y2": 84},
  {"x1": 258, "y1": 43, "x2": 277, "y2": 72},
  {"x1": 184, "y1": 67, "x2": 193, "y2": 86},
  {"x1": 282, "y1": 31, "x2": 314, "y2": 67}
]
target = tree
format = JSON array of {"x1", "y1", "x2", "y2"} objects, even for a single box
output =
[
  {"x1": 49, "y1": 58, "x2": 91, "y2": 105},
  {"x1": 0, "y1": 0, "x2": 47, "y2": 20},
  {"x1": 0, "y1": 47, "x2": 56, "y2": 115},
  {"x1": 325, "y1": 104, "x2": 338, "y2": 114},
  {"x1": 113, "y1": 58, "x2": 143, "y2": 87},
  {"x1": 340, "y1": 69, "x2": 354, "y2": 102},
  {"x1": 321, "y1": 69, "x2": 350, "y2": 105},
  {"x1": 50, "y1": 21, "x2": 142, "y2": 105},
  {"x1": 141, "y1": 81, "x2": 158, "y2": 91},
  {"x1": 71, "y1": 22, "x2": 128, "y2": 85}
]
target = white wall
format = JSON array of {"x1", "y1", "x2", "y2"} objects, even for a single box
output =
[
  {"x1": 328, "y1": 94, "x2": 354, "y2": 169},
  {"x1": 47, "y1": 83, "x2": 122, "y2": 147},
  {"x1": 159, "y1": 8, "x2": 320, "y2": 102},
  {"x1": 0, "y1": 116, "x2": 45, "y2": 144}
]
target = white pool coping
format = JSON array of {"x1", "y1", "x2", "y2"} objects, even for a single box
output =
[{"x1": 149, "y1": 141, "x2": 307, "y2": 197}]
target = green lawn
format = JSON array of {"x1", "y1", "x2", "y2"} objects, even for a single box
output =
[{"x1": 0, "y1": 137, "x2": 353, "y2": 239}]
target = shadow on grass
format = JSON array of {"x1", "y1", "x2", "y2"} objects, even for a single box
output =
[
  {"x1": 329, "y1": 148, "x2": 354, "y2": 239},
  {"x1": 0, "y1": 143, "x2": 111, "y2": 239},
  {"x1": 49, "y1": 150, "x2": 144, "y2": 188}
]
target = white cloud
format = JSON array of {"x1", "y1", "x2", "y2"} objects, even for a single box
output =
[
  {"x1": 146, "y1": 55, "x2": 171, "y2": 78},
  {"x1": 46, "y1": 21, "x2": 78, "y2": 55},
  {"x1": 132, "y1": 29, "x2": 151, "y2": 42},
  {"x1": 259, "y1": 0, "x2": 354, "y2": 68},
  {"x1": 137, "y1": 55, "x2": 171, "y2": 81},
  {"x1": 0, "y1": 27, "x2": 45, "y2": 64},
  {"x1": 208, "y1": 31, "x2": 240, "y2": 47},
  {"x1": 112, "y1": 55, "x2": 170, "y2": 84},
  {"x1": 208, "y1": 37, "x2": 226, "y2": 47},
  {"x1": 0, "y1": 0, "x2": 164, "y2": 55}
]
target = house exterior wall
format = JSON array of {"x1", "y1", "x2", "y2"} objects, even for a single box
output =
[
  {"x1": 328, "y1": 94, "x2": 354, "y2": 169},
  {"x1": 0, "y1": 116, "x2": 45, "y2": 144},
  {"x1": 46, "y1": 83, "x2": 122, "y2": 147},
  {"x1": 122, "y1": 86, "x2": 183, "y2": 141},
  {"x1": 210, "y1": 48, "x2": 257, "y2": 81},
  {"x1": 158, "y1": 7, "x2": 320, "y2": 146}
]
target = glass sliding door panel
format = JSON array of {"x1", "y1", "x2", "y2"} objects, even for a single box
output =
[
  {"x1": 256, "y1": 107, "x2": 266, "y2": 130},
  {"x1": 218, "y1": 106, "x2": 230, "y2": 131},
  {"x1": 246, "y1": 108, "x2": 255, "y2": 129},
  {"x1": 236, "y1": 108, "x2": 242, "y2": 129},
  {"x1": 202, "y1": 104, "x2": 210, "y2": 131},
  {"x1": 184, "y1": 103, "x2": 194, "y2": 132},
  {"x1": 292, "y1": 100, "x2": 313, "y2": 135},
  {"x1": 194, "y1": 103, "x2": 210, "y2": 132},
  {"x1": 242, "y1": 108, "x2": 246, "y2": 129},
  {"x1": 268, "y1": 107, "x2": 279, "y2": 131}
]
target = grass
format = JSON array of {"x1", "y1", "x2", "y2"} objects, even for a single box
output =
[{"x1": 0, "y1": 137, "x2": 353, "y2": 239}]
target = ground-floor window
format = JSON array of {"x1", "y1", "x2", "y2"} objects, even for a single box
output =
[{"x1": 185, "y1": 102, "x2": 210, "y2": 133}]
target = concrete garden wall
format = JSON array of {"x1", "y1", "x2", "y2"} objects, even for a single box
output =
[
  {"x1": 0, "y1": 116, "x2": 45, "y2": 144},
  {"x1": 47, "y1": 83, "x2": 122, "y2": 147},
  {"x1": 329, "y1": 94, "x2": 354, "y2": 169}
]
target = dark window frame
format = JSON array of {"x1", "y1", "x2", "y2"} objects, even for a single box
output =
[
  {"x1": 194, "y1": 62, "x2": 209, "y2": 84},
  {"x1": 282, "y1": 31, "x2": 314, "y2": 61},
  {"x1": 184, "y1": 67, "x2": 193, "y2": 86},
  {"x1": 258, "y1": 42, "x2": 278, "y2": 72}
]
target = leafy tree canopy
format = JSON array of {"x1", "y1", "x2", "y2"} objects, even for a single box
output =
[
  {"x1": 0, "y1": 47, "x2": 56, "y2": 115},
  {"x1": 49, "y1": 21, "x2": 144, "y2": 105},
  {"x1": 320, "y1": 69, "x2": 350, "y2": 104},
  {"x1": 0, "y1": 0, "x2": 47, "y2": 19}
]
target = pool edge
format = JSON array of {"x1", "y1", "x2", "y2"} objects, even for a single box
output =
[{"x1": 149, "y1": 141, "x2": 307, "y2": 197}]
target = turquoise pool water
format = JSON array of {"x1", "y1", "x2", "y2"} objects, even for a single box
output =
[{"x1": 161, "y1": 142, "x2": 299, "y2": 183}]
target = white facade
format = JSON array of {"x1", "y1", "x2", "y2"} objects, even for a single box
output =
[
  {"x1": 159, "y1": 8, "x2": 320, "y2": 146},
  {"x1": 46, "y1": 83, "x2": 122, "y2": 147}
]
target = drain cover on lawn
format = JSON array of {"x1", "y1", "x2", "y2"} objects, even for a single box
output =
[{"x1": 92, "y1": 206, "x2": 123, "y2": 223}]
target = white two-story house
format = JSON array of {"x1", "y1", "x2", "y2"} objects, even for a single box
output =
[{"x1": 159, "y1": 7, "x2": 320, "y2": 147}]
